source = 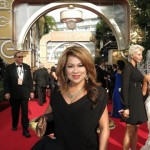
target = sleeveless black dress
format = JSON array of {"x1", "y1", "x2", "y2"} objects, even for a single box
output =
[{"x1": 31, "y1": 86, "x2": 108, "y2": 150}]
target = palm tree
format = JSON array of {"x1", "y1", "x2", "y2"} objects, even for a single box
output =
[
  {"x1": 95, "y1": 19, "x2": 117, "y2": 59},
  {"x1": 37, "y1": 15, "x2": 57, "y2": 38}
]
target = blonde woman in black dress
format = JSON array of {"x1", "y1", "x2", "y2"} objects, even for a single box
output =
[{"x1": 121, "y1": 45, "x2": 147, "y2": 150}]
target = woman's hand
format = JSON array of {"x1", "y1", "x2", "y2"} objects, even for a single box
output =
[
  {"x1": 5, "y1": 93, "x2": 10, "y2": 100},
  {"x1": 123, "y1": 109, "x2": 129, "y2": 118}
]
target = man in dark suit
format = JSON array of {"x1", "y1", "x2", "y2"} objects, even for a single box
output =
[
  {"x1": 3, "y1": 51, "x2": 34, "y2": 138},
  {"x1": 33, "y1": 63, "x2": 49, "y2": 106},
  {"x1": 95, "y1": 59, "x2": 108, "y2": 88}
]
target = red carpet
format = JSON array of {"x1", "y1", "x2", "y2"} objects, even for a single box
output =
[
  {"x1": 0, "y1": 100, "x2": 10, "y2": 112},
  {"x1": 108, "y1": 117, "x2": 148, "y2": 149},
  {"x1": 0, "y1": 99, "x2": 148, "y2": 150},
  {"x1": 0, "y1": 98, "x2": 49, "y2": 150},
  {"x1": 107, "y1": 100, "x2": 148, "y2": 150}
]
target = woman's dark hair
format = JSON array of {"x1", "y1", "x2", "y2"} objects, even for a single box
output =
[
  {"x1": 117, "y1": 60, "x2": 125, "y2": 70},
  {"x1": 56, "y1": 46, "x2": 100, "y2": 106},
  {"x1": 51, "y1": 66, "x2": 56, "y2": 72}
]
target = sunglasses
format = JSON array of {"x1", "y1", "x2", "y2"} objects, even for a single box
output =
[{"x1": 17, "y1": 56, "x2": 23, "y2": 58}]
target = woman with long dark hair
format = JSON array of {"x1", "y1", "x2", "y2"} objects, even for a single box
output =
[{"x1": 32, "y1": 46, "x2": 110, "y2": 150}]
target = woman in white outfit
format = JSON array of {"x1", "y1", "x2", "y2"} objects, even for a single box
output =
[{"x1": 141, "y1": 74, "x2": 150, "y2": 150}]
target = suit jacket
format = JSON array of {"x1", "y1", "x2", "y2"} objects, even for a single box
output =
[
  {"x1": 33, "y1": 67, "x2": 49, "y2": 87},
  {"x1": 3, "y1": 62, "x2": 33, "y2": 99},
  {"x1": 95, "y1": 64, "x2": 107, "y2": 88}
]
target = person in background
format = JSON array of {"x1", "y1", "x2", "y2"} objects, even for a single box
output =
[
  {"x1": 141, "y1": 74, "x2": 150, "y2": 150},
  {"x1": 31, "y1": 46, "x2": 110, "y2": 150},
  {"x1": 3, "y1": 51, "x2": 34, "y2": 138},
  {"x1": 95, "y1": 60, "x2": 115, "y2": 129},
  {"x1": 31, "y1": 66, "x2": 38, "y2": 99},
  {"x1": 33, "y1": 63, "x2": 49, "y2": 106},
  {"x1": 112, "y1": 64, "x2": 117, "y2": 74},
  {"x1": 111, "y1": 60, "x2": 125, "y2": 118},
  {"x1": 106, "y1": 64, "x2": 114, "y2": 99},
  {"x1": 47, "y1": 68, "x2": 51, "y2": 97},
  {"x1": 121, "y1": 45, "x2": 147, "y2": 150},
  {"x1": 95, "y1": 59, "x2": 108, "y2": 89},
  {"x1": 49, "y1": 66, "x2": 58, "y2": 94},
  {"x1": 110, "y1": 63, "x2": 118, "y2": 98}
]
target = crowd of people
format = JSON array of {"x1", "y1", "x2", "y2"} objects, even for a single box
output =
[{"x1": 2, "y1": 44, "x2": 150, "y2": 150}]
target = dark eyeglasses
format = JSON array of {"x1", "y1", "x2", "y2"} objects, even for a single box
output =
[{"x1": 17, "y1": 56, "x2": 23, "y2": 58}]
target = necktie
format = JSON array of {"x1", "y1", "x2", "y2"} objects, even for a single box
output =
[{"x1": 17, "y1": 65, "x2": 22, "y2": 67}]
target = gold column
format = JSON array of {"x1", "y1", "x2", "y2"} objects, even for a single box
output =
[{"x1": 0, "y1": 0, "x2": 15, "y2": 64}]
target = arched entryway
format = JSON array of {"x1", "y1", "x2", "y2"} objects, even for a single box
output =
[
  {"x1": 0, "y1": 0, "x2": 130, "y2": 65},
  {"x1": 17, "y1": 2, "x2": 128, "y2": 51}
]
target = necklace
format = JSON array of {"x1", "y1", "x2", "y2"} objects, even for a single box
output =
[{"x1": 66, "y1": 87, "x2": 84, "y2": 103}]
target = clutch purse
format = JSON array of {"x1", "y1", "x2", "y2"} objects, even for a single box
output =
[{"x1": 29, "y1": 112, "x2": 54, "y2": 137}]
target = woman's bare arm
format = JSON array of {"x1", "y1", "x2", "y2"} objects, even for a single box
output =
[
  {"x1": 142, "y1": 75, "x2": 150, "y2": 96},
  {"x1": 98, "y1": 106, "x2": 110, "y2": 150}
]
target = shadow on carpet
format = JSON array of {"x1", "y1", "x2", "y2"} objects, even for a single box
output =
[{"x1": 0, "y1": 100, "x2": 10, "y2": 112}]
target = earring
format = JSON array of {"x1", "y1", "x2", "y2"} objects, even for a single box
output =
[{"x1": 85, "y1": 75, "x2": 89, "y2": 83}]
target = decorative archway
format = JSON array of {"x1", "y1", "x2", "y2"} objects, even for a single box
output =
[
  {"x1": 39, "y1": 31, "x2": 95, "y2": 66},
  {"x1": 17, "y1": 2, "x2": 127, "y2": 51},
  {"x1": 0, "y1": 0, "x2": 130, "y2": 64}
]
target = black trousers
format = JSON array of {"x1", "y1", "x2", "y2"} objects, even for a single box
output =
[
  {"x1": 37, "y1": 86, "x2": 46, "y2": 105},
  {"x1": 10, "y1": 98, "x2": 29, "y2": 130}
]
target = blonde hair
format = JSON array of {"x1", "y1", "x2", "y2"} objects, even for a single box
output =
[
  {"x1": 56, "y1": 46, "x2": 99, "y2": 105},
  {"x1": 128, "y1": 44, "x2": 144, "y2": 61}
]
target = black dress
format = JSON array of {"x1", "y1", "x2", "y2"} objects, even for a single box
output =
[
  {"x1": 121, "y1": 62, "x2": 147, "y2": 125},
  {"x1": 31, "y1": 86, "x2": 108, "y2": 150}
]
